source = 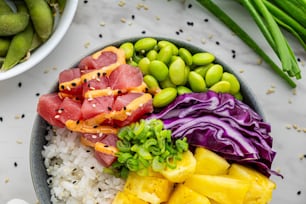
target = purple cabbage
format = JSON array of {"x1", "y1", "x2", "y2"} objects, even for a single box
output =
[{"x1": 148, "y1": 91, "x2": 279, "y2": 178}]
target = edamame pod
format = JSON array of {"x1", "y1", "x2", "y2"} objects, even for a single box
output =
[
  {"x1": 177, "y1": 86, "x2": 192, "y2": 95},
  {"x1": 1, "y1": 22, "x2": 34, "y2": 70},
  {"x1": 24, "y1": 0, "x2": 54, "y2": 41},
  {"x1": 0, "y1": 38, "x2": 10, "y2": 57},
  {"x1": 209, "y1": 81, "x2": 231, "y2": 93},
  {"x1": 160, "y1": 76, "x2": 176, "y2": 89},
  {"x1": 0, "y1": 13, "x2": 29, "y2": 36},
  {"x1": 169, "y1": 57, "x2": 186, "y2": 85},
  {"x1": 192, "y1": 52, "x2": 215, "y2": 66},
  {"x1": 120, "y1": 42, "x2": 134, "y2": 59},
  {"x1": 221, "y1": 72, "x2": 240, "y2": 94},
  {"x1": 143, "y1": 75, "x2": 161, "y2": 94},
  {"x1": 153, "y1": 87, "x2": 177, "y2": 108},
  {"x1": 205, "y1": 64, "x2": 223, "y2": 87},
  {"x1": 157, "y1": 45, "x2": 172, "y2": 65},
  {"x1": 188, "y1": 71, "x2": 206, "y2": 92},
  {"x1": 134, "y1": 37, "x2": 157, "y2": 53},
  {"x1": 146, "y1": 50, "x2": 158, "y2": 61},
  {"x1": 138, "y1": 57, "x2": 150, "y2": 75},
  {"x1": 178, "y1": 47, "x2": 193, "y2": 66},
  {"x1": 157, "y1": 40, "x2": 179, "y2": 55},
  {"x1": 148, "y1": 60, "x2": 169, "y2": 82}
]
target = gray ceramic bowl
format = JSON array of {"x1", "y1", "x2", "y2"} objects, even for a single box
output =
[{"x1": 30, "y1": 37, "x2": 263, "y2": 203}]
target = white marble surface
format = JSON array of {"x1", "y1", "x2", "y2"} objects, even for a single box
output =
[{"x1": 0, "y1": 0, "x2": 305, "y2": 203}]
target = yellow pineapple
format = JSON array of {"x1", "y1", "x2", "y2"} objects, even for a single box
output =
[{"x1": 112, "y1": 191, "x2": 148, "y2": 204}]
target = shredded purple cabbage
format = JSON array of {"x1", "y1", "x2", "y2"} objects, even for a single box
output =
[{"x1": 148, "y1": 91, "x2": 279, "y2": 178}]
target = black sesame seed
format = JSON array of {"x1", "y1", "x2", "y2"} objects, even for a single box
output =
[
  {"x1": 231, "y1": 49, "x2": 236, "y2": 53},
  {"x1": 84, "y1": 79, "x2": 87, "y2": 83},
  {"x1": 179, "y1": 29, "x2": 183, "y2": 33},
  {"x1": 98, "y1": 187, "x2": 102, "y2": 192},
  {"x1": 117, "y1": 90, "x2": 122, "y2": 94},
  {"x1": 204, "y1": 18, "x2": 209, "y2": 22},
  {"x1": 102, "y1": 72, "x2": 107, "y2": 76},
  {"x1": 18, "y1": 82, "x2": 22, "y2": 87},
  {"x1": 83, "y1": 0, "x2": 88, "y2": 3},
  {"x1": 21, "y1": 114, "x2": 25, "y2": 118},
  {"x1": 141, "y1": 30, "x2": 146, "y2": 34},
  {"x1": 297, "y1": 58, "x2": 301, "y2": 62},
  {"x1": 71, "y1": 82, "x2": 77, "y2": 87},
  {"x1": 232, "y1": 54, "x2": 236, "y2": 59},
  {"x1": 0, "y1": 117, "x2": 3, "y2": 122},
  {"x1": 304, "y1": 154, "x2": 306, "y2": 158},
  {"x1": 107, "y1": 106, "x2": 112, "y2": 111},
  {"x1": 72, "y1": 180, "x2": 77, "y2": 184},
  {"x1": 187, "y1": 21, "x2": 194, "y2": 26},
  {"x1": 35, "y1": 93, "x2": 40, "y2": 97},
  {"x1": 104, "y1": 145, "x2": 109, "y2": 147},
  {"x1": 297, "y1": 190, "x2": 301, "y2": 195},
  {"x1": 123, "y1": 106, "x2": 127, "y2": 110},
  {"x1": 93, "y1": 125, "x2": 98, "y2": 128},
  {"x1": 97, "y1": 72, "x2": 101, "y2": 77},
  {"x1": 76, "y1": 120, "x2": 80, "y2": 124},
  {"x1": 216, "y1": 41, "x2": 220, "y2": 45},
  {"x1": 86, "y1": 150, "x2": 91, "y2": 153},
  {"x1": 90, "y1": 166, "x2": 95, "y2": 169},
  {"x1": 175, "y1": 31, "x2": 180, "y2": 35},
  {"x1": 188, "y1": 3, "x2": 192, "y2": 8},
  {"x1": 99, "y1": 34, "x2": 103, "y2": 38},
  {"x1": 131, "y1": 14, "x2": 135, "y2": 20},
  {"x1": 61, "y1": 85, "x2": 65, "y2": 90},
  {"x1": 14, "y1": 162, "x2": 18, "y2": 167}
]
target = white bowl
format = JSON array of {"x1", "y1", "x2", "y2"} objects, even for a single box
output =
[{"x1": 0, "y1": 0, "x2": 78, "y2": 81}]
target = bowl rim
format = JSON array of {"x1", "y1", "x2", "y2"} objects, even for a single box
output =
[
  {"x1": 0, "y1": 0, "x2": 79, "y2": 81},
  {"x1": 30, "y1": 36, "x2": 264, "y2": 203}
]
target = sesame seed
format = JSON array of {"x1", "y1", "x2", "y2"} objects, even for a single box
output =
[
  {"x1": 131, "y1": 14, "x2": 135, "y2": 20},
  {"x1": 92, "y1": 104, "x2": 96, "y2": 108},
  {"x1": 216, "y1": 41, "x2": 220, "y2": 45},
  {"x1": 54, "y1": 115, "x2": 60, "y2": 119},
  {"x1": 204, "y1": 18, "x2": 209, "y2": 22},
  {"x1": 98, "y1": 187, "x2": 102, "y2": 192},
  {"x1": 18, "y1": 82, "x2": 22, "y2": 87},
  {"x1": 14, "y1": 162, "x2": 18, "y2": 167},
  {"x1": 21, "y1": 114, "x2": 25, "y2": 118},
  {"x1": 0, "y1": 117, "x2": 3, "y2": 122},
  {"x1": 90, "y1": 166, "x2": 95, "y2": 169},
  {"x1": 83, "y1": 0, "x2": 88, "y2": 3},
  {"x1": 188, "y1": 4, "x2": 192, "y2": 8},
  {"x1": 35, "y1": 93, "x2": 40, "y2": 96},
  {"x1": 141, "y1": 30, "x2": 146, "y2": 34},
  {"x1": 297, "y1": 190, "x2": 301, "y2": 195},
  {"x1": 72, "y1": 180, "x2": 77, "y2": 184}
]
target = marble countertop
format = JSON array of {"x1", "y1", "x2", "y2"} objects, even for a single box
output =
[{"x1": 0, "y1": 0, "x2": 305, "y2": 203}]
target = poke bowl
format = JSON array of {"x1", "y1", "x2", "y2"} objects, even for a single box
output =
[
  {"x1": 30, "y1": 37, "x2": 278, "y2": 204},
  {"x1": 0, "y1": 0, "x2": 78, "y2": 81}
]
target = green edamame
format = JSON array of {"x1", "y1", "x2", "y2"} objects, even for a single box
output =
[
  {"x1": 209, "y1": 81, "x2": 231, "y2": 93},
  {"x1": 205, "y1": 64, "x2": 223, "y2": 87},
  {"x1": 194, "y1": 64, "x2": 212, "y2": 77},
  {"x1": 146, "y1": 50, "x2": 158, "y2": 61},
  {"x1": 138, "y1": 57, "x2": 150, "y2": 75},
  {"x1": 178, "y1": 47, "x2": 193, "y2": 66},
  {"x1": 221, "y1": 72, "x2": 240, "y2": 94},
  {"x1": 188, "y1": 71, "x2": 206, "y2": 92},
  {"x1": 157, "y1": 45, "x2": 172, "y2": 65},
  {"x1": 0, "y1": 12, "x2": 29, "y2": 36},
  {"x1": 192, "y1": 52, "x2": 215, "y2": 66},
  {"x1": 169, "y1": 57, "x2": 186, "y2": 85},
  {"x1": 0, "y1": 38, "x2": 10, "y2": 57},
  {"x1": 24, "y1": 0, "x2": 54, "y2": 41},
  {"x1": 148, "y1": 60, "x2": 169, "y2": 82},
  {"x1": 134, "y1": 37, "x2": 157, "y2": 53},
  {"x1": 157, "y1": 40, "x2": 179, "y2": 55},
  {"x1": 120, "y1": 42, "x2": 134, "y2": 59},
  {"x1": 177, "y1": 86, "x2": 192, "y2": 95},
  {"x1": 1, "y1": 22, "x2": 34, "y2": 70},
  {"x1": 143, "y1": 75, "x2": 161, "y2": 93},
  {"x1": 153, "y1": 87, "x2": 177, "y2": 108},
  {"x1": 160, "y1": 76, "x2": 176, "y2": 89}
]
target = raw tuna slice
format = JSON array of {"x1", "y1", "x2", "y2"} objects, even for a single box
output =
[
  {"x1": 58, "y1": 68, "x2": 83, "y2": 97},
  {"x1": 79, "y1": 51, "x2": 117, "y2": 70},
  {"x1": 109, "y1": 64, "x2": 143, "y2": 90},
  {"x1": 112, "y1": 93, "x2": 143, "y2": 111},
  {"x1": 113, "y1": 93, "x2": 153, "y2": 127},
  {"x1": 81, "y1": 96, "x2": 114, "y2": 119},
  {"x1": 94, "y1": 133, "x2": 118, "y2": 167},
  {"x1": 37, "y1": 93, "x2": 64, "y2": 127},
  {"x1": 82, "y1": 76, "x2": 109, "y2": 97},
  {"x1": 57, "y1": 97, "x2": 82, "y2": 124}
]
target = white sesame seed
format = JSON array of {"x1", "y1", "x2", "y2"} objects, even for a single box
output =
[{"x1": 55, "y1": 115, "x2": 60, "y2": 119}]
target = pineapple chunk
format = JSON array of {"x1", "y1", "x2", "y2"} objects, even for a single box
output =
[
  {"x1": 184, "y1": 174, "x2": 251, "y2": 204},
  {"x1": 228, "y1": 163, "x2": 276, "y2": 204},
  {"x1": 161, "y1": 150, "x2": 196, "y2": 183},
  {"x1": 124, "y1": 172, "x2": 174, "y2": 204},
  {"x1": 194, "y1": 147, "x2": 230, "y2": 175},
  {"x1": 112, "y1": 191, "x2": 148, "y2": 204},
  {"x1": 167, "y1": 184, "x2": 211, "y2": 204}
]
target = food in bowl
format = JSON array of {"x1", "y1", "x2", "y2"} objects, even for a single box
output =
[
  {"x1": 32, "y1": 37, "x2": 279, "y2": 203},
  {"x1": 0, "y1": 0, "x2": 78, "y2": 80}
]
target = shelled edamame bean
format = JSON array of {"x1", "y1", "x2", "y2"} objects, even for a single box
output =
[
  {"x1": 0, "y1": 0, "x2": 66, "y2": 71},
  {"x1": 120, "y1": 37, "x2": 242, "y2": 108}
]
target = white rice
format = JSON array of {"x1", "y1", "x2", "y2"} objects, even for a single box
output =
[{"x1": 42, "y1": 127, "x2": 125, "y2": 204}]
